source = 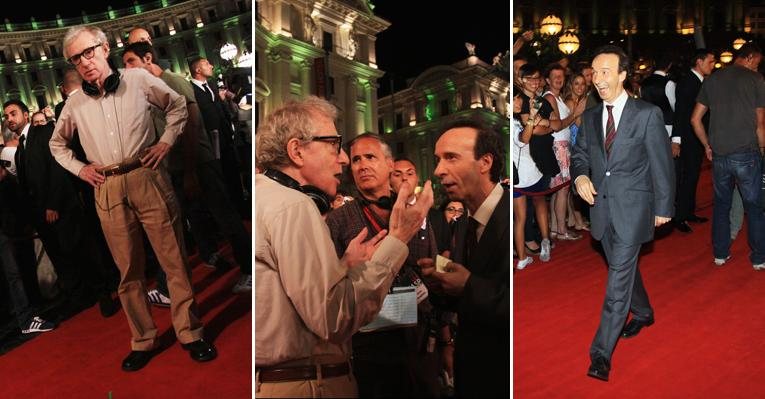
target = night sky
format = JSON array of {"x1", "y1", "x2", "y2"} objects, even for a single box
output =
[
  {"x1": 8, "y1": 1, "x2": 156, "y2": 21},
  {"x1": 372, "y1": 1, "x2": 510, "y2": 97}
]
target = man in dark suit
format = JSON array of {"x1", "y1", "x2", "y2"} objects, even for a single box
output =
[
  {"x1": 189, "y1": 56, "x2": 246, "y2": 215},
  {"x1": 672, "y1": 49, "x2": 715, "y2": 232},
  {"x1": 571, "y1": 45, "x2": 674, "y2": 382},
  {"x1": 420, "y1": 119, "x2": 509, "y2": 398},
  {"x1": 3, "y1": 99, "x2": 98, "y2": 319}
]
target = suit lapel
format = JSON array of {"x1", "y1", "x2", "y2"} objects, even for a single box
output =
[
  {"x1": 592, "y1": 102, "x2": 605, "y2": 157},
  {"x1": 468, "y1": 191, "x2": 510, "y2": 274}
]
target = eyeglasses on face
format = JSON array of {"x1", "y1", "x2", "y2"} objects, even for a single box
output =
[
  {"x1": 311, "y1": 135, "x2": 343, "y2": 154},
  {"x1": 446, "y1": 207, "x2": 464, "y2": 213},
  {"x1": 67, "y1": 42, "x2": 102, "y2": 65}
]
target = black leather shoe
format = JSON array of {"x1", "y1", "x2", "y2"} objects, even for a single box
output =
[
  {"x1": 621, "y1": 317, "x2": 654, "y2": 338},
  {"x1": 98, "y1": 295, "x2": 119, "y2": 318},
  {"x1": 674, "y1": 220, "x2": 692, "y2": 233},
  {"x1": 587, "y1": 356, "x2": 610, "y2": 381},
  {"x1": 687, "y1": 215, "x2": 709, "y2": 223},
  {"x1": 525, "y1": 242, "x2": 541, "y2": 255},
  {"x1": 182, "y1": 339, "x2": 217, "y2": 362},
  {"x1": 122, "y1": 350, "x2": 154, "y2": 372}
]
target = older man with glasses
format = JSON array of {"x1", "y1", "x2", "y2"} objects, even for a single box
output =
[
  {"x1": 49, "y1": 25, "x2": 216, "y2": 372},
  {"x1": 255, "y1": 96, "x2": 434, "y2": 397}
]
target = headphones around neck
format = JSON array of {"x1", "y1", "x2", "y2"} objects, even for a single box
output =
[
  {"x1": 263, "y1": 169, "x2": 332, "y2": 215},
  {"x1": 358, "y1": 192, "x2": 397, "y2": 210},
  {"x1": 82, "y1": 70, "x2": 121, "y2": 97}
]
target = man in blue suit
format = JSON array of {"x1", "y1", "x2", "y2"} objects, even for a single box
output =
[{"x1": 571, "y1": 45, "x2": 675, "y2": 382}]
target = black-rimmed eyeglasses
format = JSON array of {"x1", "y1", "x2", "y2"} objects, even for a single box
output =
[
  {"x1": 67, "y1": 42, "x2": 102, "y2": 65},
  {"x1": 311, "y1": 135, "x2": 343, "y2": 154},
  {"x1": 446, "y1": 207, "x2": 464, "y2": 214}
]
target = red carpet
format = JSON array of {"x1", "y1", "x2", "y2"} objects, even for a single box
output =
[
  {"x1": 0, "y1": 246, "x2": 251, "y2": 398},
  {"x1": 514, "y1": 163, "x2": 765, "y2": 397}
]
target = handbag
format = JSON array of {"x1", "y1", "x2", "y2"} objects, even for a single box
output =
[{"x1": 529, "y1": 134, "x2": 560, "y2": 177}]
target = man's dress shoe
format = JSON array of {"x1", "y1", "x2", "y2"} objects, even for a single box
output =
[
  {"x1": 182, "y1": 339, "x2": 217, "y2": 362},
  {"x1": 687, "y1": 215, "x2": 709, "y2": 223},
  {"x1": 587, "y1": 356, "x2": 610, "y2": 381},
  {"x1": 122, "y1": 350, "x2": 154, "y2": 372},
  {"x1": 621, "y1": 317, "x2": 654, "y2": 338},
  {"x1": 674, "y1": 220, "x2": 692, "y2": 233}
]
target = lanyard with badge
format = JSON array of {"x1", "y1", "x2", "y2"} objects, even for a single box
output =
[{"x1": 358, "y1": 204, "x2": 423, "y2": 332}]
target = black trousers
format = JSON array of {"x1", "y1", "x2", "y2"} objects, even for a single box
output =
[
  {"x1": 590, "y1": 223, "x2": 653, "y2": 362},
  {"x1": 155, "y1": 160, "x2": 251, "y2": 295},
  {"x1": 675, "y1": 142, "x2": 705, "y2": 221},
  {"x1": 0, "y1": 230, "x2": 33, "y2": 328}
]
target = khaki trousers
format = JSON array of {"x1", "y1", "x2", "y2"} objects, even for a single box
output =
[
  {"x1": 95, "y1": 167, "x2": 203, "y2": 350},
  {"x1": 256, "y1": 372, "x2": 357, "y2": 398}
]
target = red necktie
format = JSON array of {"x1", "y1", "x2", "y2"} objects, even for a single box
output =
[{"x1": 604, "y1": 105, "x2": 616, "y2": 156}]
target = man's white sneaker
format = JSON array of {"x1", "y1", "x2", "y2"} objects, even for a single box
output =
[
  {"x1": 714, "y1": 256, "x2": 731, "y2": 266},
  {"x1": 232, "y1": 274, "x2": 252, "y2": 294},
  {"x1": 540, "y1": 239, "x2": 551, "y2": 262},
  {"x1": 754, "y1": 263, "x2": 765, "y2": 271},
  {"x1": 516, "y1": 257, "x2": 533, "y2": 270},
  {"x1": 147, "y1": 289, "x2": 171, "y2": 307},
  {"x1": 22, "y1": 316, "x2": 55, "y2": 334}
]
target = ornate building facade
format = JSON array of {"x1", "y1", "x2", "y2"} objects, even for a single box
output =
[
  {"x1": 255, "y1": 0, "x2": 387, "y2": 140},
  {"x1": 0, "y1": 0, "x2": 251, "y2": 112},
  {"x1": 377, "y1": 55, "x2": 510, "y2": 184}
]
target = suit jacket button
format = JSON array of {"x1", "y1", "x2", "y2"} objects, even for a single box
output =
[{"x1": 605, "y1": 171, "x2": 611, "y2": 176}]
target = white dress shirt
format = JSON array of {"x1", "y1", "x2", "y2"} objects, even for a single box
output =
[
  {"x1": 0, "y1": 122, "x2": 30, "y2": 176},
  {"x1": 652, "y1": 70, "x2": 679, "y2": 142},
  {"x1": 191, "y1": 78, "x2": 215, "y2": 102},
  {"x1": 601, "y1": 90, "x2": 629, "y2": 138}
]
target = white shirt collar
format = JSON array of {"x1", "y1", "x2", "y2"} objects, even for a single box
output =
[
  {"x1": 653, "y1": 70, "x2": 667, "y2": 77},
  {"x1": 20, "y1": 123, "x2": 30, "y2": 139},
  {"x1": 469, "y1": 183, "x2": 504, "y2": 242},
  {"x1": 691, "y1": 68, "x2": 704, "y2": 82},
  {"x1": 191, "y1": 78, "x2": 210, "y2": 88},
  {"x1": 603, "y1": 89, "x2": 629, "y2": 108}
]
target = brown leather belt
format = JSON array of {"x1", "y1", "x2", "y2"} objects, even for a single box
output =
[
  {"x1": 97, "y1": 158, "x2": 144, "y2": 177},
  {"x1": 257, "y1": 362, "x2": 350, "y2": 383}
]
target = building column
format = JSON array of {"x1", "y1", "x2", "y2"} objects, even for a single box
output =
[
  {"x1": 299, "y1": 59, "x2": 311, "y2": 97},
  {"x1": 266, "y1": 44, "x2": 292, "y2": 115},
  {"x1": 344, "y1": 74, "x2": 358, "y2": 138}
]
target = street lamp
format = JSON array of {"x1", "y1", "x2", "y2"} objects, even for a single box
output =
[
  {"x1": 720, "y1": 51, "x2": 733, "y2": 64},
  {"x1": 220, "y1": 43, "x2": 238, "y2": 62},
  {"x1": 540, "y1": 14, "x2": 562, "y2": 36},
  {"x1": 237, "y1": 51, "x2": 254, "y2": 68},
  {"x1": 733, "y1": 38, "x2": 747, "y2": 50},
  {"x1": 557, "y1": 31, "x2": 580, "y2": 55}
]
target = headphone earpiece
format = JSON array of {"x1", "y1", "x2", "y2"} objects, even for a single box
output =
[
  {"x1": 263, "y1": 169, "x2": 332, "y2": 215},
  {"x1": 82, "y1": 70, "x2": 121, "y2": 97}
]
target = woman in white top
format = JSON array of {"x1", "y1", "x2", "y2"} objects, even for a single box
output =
[
  {"x1": 513, "y1": 90, "x2": 550, "y2": 270},
  {"x1": 543, "y1": 64, "x2": 586, "y2": 241}
]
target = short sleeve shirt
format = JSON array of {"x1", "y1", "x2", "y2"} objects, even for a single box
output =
[{"x1": 696, "y1": 64, "x2": 765, "y2": 155}]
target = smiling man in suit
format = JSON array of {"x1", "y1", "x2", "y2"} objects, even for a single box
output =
[
  {"x1": 571, "y1": 45, "x2": 674, "y2": 382},
  {"x1": 419, "y1": 119, "x2": 509, "y2": 397}
]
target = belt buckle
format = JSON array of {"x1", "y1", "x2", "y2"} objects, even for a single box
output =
[{"x1": 102, "y1": 164, "x2": 121, "y2": 176}]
